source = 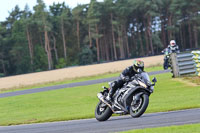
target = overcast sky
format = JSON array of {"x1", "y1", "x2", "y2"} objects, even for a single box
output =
[{"x1": 0, "y1": 0, "x2": 102, "y2": 22}]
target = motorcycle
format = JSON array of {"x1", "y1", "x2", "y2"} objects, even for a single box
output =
[
  {"x1": 162, "y1": 46, "x2": 180, "y2": 70},
  {"x1": 162, "y1": 48, "x2": 171, "y2": 70},
  {"x1": 95, "y1": 72, "x2": 157, "y2": 121}
]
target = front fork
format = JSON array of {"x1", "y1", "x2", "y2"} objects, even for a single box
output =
[{"x1": 132, "y1": 92, "x2": 144, "y2": 105}]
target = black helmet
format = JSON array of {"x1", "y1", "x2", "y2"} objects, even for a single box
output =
[{"x1": 133, "y1": 60, "x2": 144, "y2": 73}]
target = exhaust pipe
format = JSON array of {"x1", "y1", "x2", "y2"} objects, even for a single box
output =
[
  {"x1": 97, "y1": 93, "x2": 114, "y2": 112},
  {"x1": 97, "y1": 93, "x2": 104, "y2": 100}
]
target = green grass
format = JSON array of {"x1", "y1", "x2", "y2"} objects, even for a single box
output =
[
  {"x1": 0, "y1": 65, "x2": 162, "y2": 93},
  {"x1": 0, "y1": 83, "x2": 104, "y2": 125},
  {"x1": 0, "y1": 72, "x2": 200, "y2": 126},
  {"x1": 146, "y1": 74, "x2": 200, "y2": 113},
  {"x1": 121, "y1": 123, "x2": 200, "y2": 133}
]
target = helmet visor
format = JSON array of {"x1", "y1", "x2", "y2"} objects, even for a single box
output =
[
  {"x1": 133, "y1": 60, "x2": 144, "y2": 72},
  {"x1": 136, "y1": 68, "x2": 143, "y2": 73},
  {"x1": 171, "y1": 43, "x2": 175, "y2": 46}
]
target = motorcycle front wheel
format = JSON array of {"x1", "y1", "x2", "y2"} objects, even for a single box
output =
[
  {"x1": 163, "y1": 59, "x2": 169, "y2": 70},
  {"x1": 129, "y1": 93, "x2": 149, "y2": 118},
  {"x1": 95, "y1": 101, "x2": 113, "y2": 121}
]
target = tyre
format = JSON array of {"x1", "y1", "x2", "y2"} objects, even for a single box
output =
[
  {"x1": 164, "y1": 64, "x2": 168, "y2": 70},
  {"x1": 163, "y1": 59, "x2": 169, "y2": 70},
  {"x1": 129, "y1": 93, "x2": 149, "y2": 118},
  {"x1": 95, "y1": 101, "x2": 113, "y2": 121}
]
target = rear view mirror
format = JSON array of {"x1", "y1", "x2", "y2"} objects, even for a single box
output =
[{"x1": 152, "y1": 77, "x2": 157, "y2": 83}]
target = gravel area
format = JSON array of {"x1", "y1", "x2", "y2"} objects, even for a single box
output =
[{"x1": 0, "y1": 55, "x2": 163, "y2": 90}]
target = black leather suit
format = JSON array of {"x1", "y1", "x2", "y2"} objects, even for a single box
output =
[{"x1": 109, "y1": 66, "x2": 138, "y2": 98}]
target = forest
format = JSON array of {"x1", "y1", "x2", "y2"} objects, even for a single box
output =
[{"x1": 0, "y1": 0, "x2": 199, "y2": 77}]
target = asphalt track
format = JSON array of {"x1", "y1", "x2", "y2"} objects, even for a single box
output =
[
  {"x1": 0, "y1": 70, "x2": 170, "y2": 98},
  {"x1": 0, "y1": 108, "x2": 199, "y2": 133}
]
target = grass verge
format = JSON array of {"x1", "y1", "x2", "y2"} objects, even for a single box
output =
[
  {"x1": 0, "y1": 72, "x2": 200, "y2": 126},
  {"x1": 183, "y1": 76, "x2": 200, "y2": 85},
  {"x1": 121, "y1": 123, "x2": 200, "y2": 133},
  {"x1": 0, "y1": 65, "x2": 162, "y2": 93}
]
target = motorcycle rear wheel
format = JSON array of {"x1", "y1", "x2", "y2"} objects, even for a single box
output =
[
  {"x1": 129, "y1": 94, "x2": 149, "y2": 118},
  {"x1": 95, "y1": 101, "x2": 113, "y2": 121}
]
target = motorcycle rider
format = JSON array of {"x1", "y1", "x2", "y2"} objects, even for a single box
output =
[
  {"x1": 162, "y1": 40, "x2": 180, "y2": 70},
  {"x1": 104, "y1": 60, "x2": 144, "y2": 105},
  {"x1": 163, "y1": 40, "x2": 180, "y2": 54}
]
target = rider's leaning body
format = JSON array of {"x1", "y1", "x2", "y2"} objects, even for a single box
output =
[{"x1": 104, "y1": 60, "x2": 144, "y2": 105}]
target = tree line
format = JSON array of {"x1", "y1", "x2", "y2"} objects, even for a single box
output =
[{"x1": 0, "y1": 0, "x2": 199, "y2": 77}]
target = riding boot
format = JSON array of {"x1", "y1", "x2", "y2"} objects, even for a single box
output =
[
  {"x1": 106, "y1": 87, "x2": 115, "y2": 100},
  {"x1": 104, "y1": 96, "x2": 111, "y2": 107},
  {"x1": 105, "y1": 81, "x2": 117, "y2": 102},
  {"x1": 105, "y1": 92, "x2": 112, "y2": 102}
]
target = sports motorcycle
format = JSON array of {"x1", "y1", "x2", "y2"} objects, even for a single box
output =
[
  {"x1": 162, "y1": 48, "x2": 171, "y2": 70},
  {"x1": 162, "y1": 46, "x2": 180, "y2": 70},
  {"x1": 95, "y1": 72, "x2": 157, "y2": 121}
]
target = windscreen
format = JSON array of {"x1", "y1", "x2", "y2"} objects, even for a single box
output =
[{"x1": 140, "y1": 72, "x2": 150, "y2": 84}]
